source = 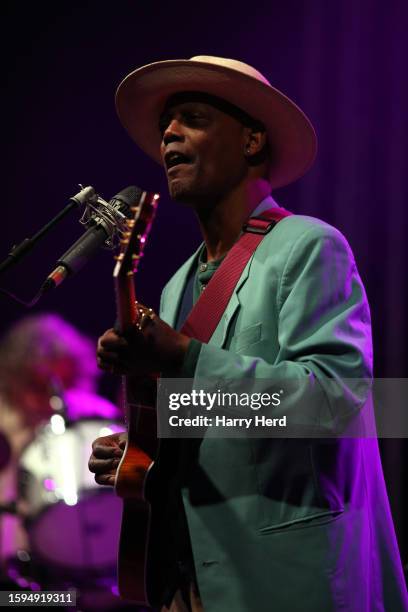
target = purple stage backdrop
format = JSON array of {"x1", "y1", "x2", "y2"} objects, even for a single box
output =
[{"x1": 1, "y1": 0, "x2": 407, "y2": 566}]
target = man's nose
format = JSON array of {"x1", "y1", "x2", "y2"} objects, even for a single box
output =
[{"x1": 162, "y1": 118, "x2": 185, "y2": 146}]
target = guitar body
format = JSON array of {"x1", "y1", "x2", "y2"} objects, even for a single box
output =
[
  {"x1": 116, "y1": 395, "x2": 158, "y2": 602},
  {"x1": 117, "y1": 498, "x2": 151, "y2": 601},
  {"x1": 111, "y1": 190, "x2": 159, "y2": 603}
]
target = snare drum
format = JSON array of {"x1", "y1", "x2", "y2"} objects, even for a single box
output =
[{"x1": 18, "y1": 419, "x2": 124, "y2": 575}]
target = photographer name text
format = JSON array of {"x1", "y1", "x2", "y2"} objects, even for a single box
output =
[{"x1": 168, "y1": 415, "x2": 287, "y2": 428}]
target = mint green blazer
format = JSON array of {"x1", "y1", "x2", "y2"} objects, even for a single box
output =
[{"x1": 150, "y1": 214, "x2": 408, "y2": 611}]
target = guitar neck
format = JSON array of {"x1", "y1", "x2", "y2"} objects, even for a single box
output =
[{"x1": 112, "y1": 189, "x2": 159, "y2": 439}]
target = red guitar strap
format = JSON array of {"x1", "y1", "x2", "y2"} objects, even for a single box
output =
[{"x1": 180, "y1": 207, "x2": 293, "y2": 342}]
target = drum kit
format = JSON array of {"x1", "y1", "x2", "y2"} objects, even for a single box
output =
[{"x1": 0, "y1": 413, "x2": 141, "y2": 611}]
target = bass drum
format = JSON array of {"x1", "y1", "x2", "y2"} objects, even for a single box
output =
[{"x1": 18, "y1": 419, "x2": 124, "y2": 577}]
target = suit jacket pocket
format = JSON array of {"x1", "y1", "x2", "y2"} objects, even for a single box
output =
[{"x1": 258, "y1": 508, "x2": 345, "y2": 534}]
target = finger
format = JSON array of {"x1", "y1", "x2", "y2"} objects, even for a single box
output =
[
  {"x1": 97, "y1": 329, "x2": 117, "y2": 350},
  {"x1": 88, "y1": 457, "x2": 121, "y2": 474},
  {"x1": 97, "y1": 359, "x2": 118, "y2": 373},
  {"x1": 96, "y1": 351, "x2": 119, "y2": 364},
  {"x1": 95, "y1": 473, "x2": 116, "y2": 487},
  {"x1": 91, "y1": 442, "x2": 122, "y2": 458},
  {"x1": 99, "y1": 333, "x2": 127, "y2": 350},
  {"x1": 118, "y1": 438, "x2": 127, "y2": 450},
  {"x1": 96, "y1": 353, "x2": 125, "y2": 374}
]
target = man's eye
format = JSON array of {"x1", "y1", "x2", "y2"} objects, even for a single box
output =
[
  {"x1": 158, "y1": 111, "x2": 207, "y2": 135},
  {"x1": 186, "y1": 112, "x2": 204, "y2": 121},
  {"x1": 184, "y1": 112, "x2": 210, "y2": 129}
]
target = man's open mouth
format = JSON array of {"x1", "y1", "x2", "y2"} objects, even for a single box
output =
[{"x1": 165, "y1": 151, "x2": 193, "y2": 170}]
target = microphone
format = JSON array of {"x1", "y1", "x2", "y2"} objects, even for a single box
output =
[
  {"x1": 42, "y1": 186, "x2": 142, "y2": 292},
  {"x1": 0, "y1": 185, "x2": 97, "y2": 276}
]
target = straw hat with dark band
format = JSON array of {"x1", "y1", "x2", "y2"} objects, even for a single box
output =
[{"x1": 115, "y1": 56, "x2": 317, "y2": 189}]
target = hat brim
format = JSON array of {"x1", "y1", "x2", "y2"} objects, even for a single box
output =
[{"x1": 115, "y1": 59, "x2": 317, "y2": 189}]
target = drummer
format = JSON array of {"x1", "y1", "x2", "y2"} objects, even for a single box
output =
[{"x1": 0, "y1": 313, "x2": 120, "y2": 566}]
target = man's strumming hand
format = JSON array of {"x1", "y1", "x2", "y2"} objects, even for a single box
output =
[{"x1": 88, "y1": 432, "x2": 127, "y2": 487}]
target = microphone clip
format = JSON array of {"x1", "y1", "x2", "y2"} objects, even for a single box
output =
[{"x1": 79, "y1": 193, "x2": 134, "y2": 249}]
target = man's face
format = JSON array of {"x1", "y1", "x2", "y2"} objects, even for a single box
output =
[{"x1": 159, "y1": 97, "x2": 248, "y2": 206}]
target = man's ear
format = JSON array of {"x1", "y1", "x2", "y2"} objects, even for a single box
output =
[
  {"x1": 244, "y1": 127, "x2": 268, "y2": 156},
  {"x1": 244, "y1": 127, "x2": 270, "y2": 167}
]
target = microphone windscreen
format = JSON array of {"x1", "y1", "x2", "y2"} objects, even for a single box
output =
[{"x1": 112, "y1": 185, "x2": 143, "y2": 217}]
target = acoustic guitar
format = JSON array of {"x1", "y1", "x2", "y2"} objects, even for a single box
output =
[{"x1": 112, "y1": 187, "x2": 159, "y2": 602}]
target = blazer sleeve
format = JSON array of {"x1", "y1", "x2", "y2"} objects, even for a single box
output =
[{"x1": 188, "y1": 223, "x2": 373, "y2": 434}]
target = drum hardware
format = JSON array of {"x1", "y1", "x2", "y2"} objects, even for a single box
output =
[{"x1": 17, "y1": 418, "x2": 124, "y2": 577}]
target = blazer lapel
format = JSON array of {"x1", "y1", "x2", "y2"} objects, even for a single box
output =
[
  {"x1": 160, "y1": 244, "x2": 202, "y2": 327},
  {"x1": 214, "y1": 258, "x2": 252, "y2": 348},
  {"x1": 213, "y1": 203, "x2": 278, "y2": 347}
]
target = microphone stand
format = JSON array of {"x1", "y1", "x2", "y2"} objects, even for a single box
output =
[{"x1": 0, "y1": 185, "x2": 96, "y2": 277}]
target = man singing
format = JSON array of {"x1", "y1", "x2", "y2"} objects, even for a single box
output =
[{"x1": 89, "y1": 56, "x2": 408, "y2": 611}]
